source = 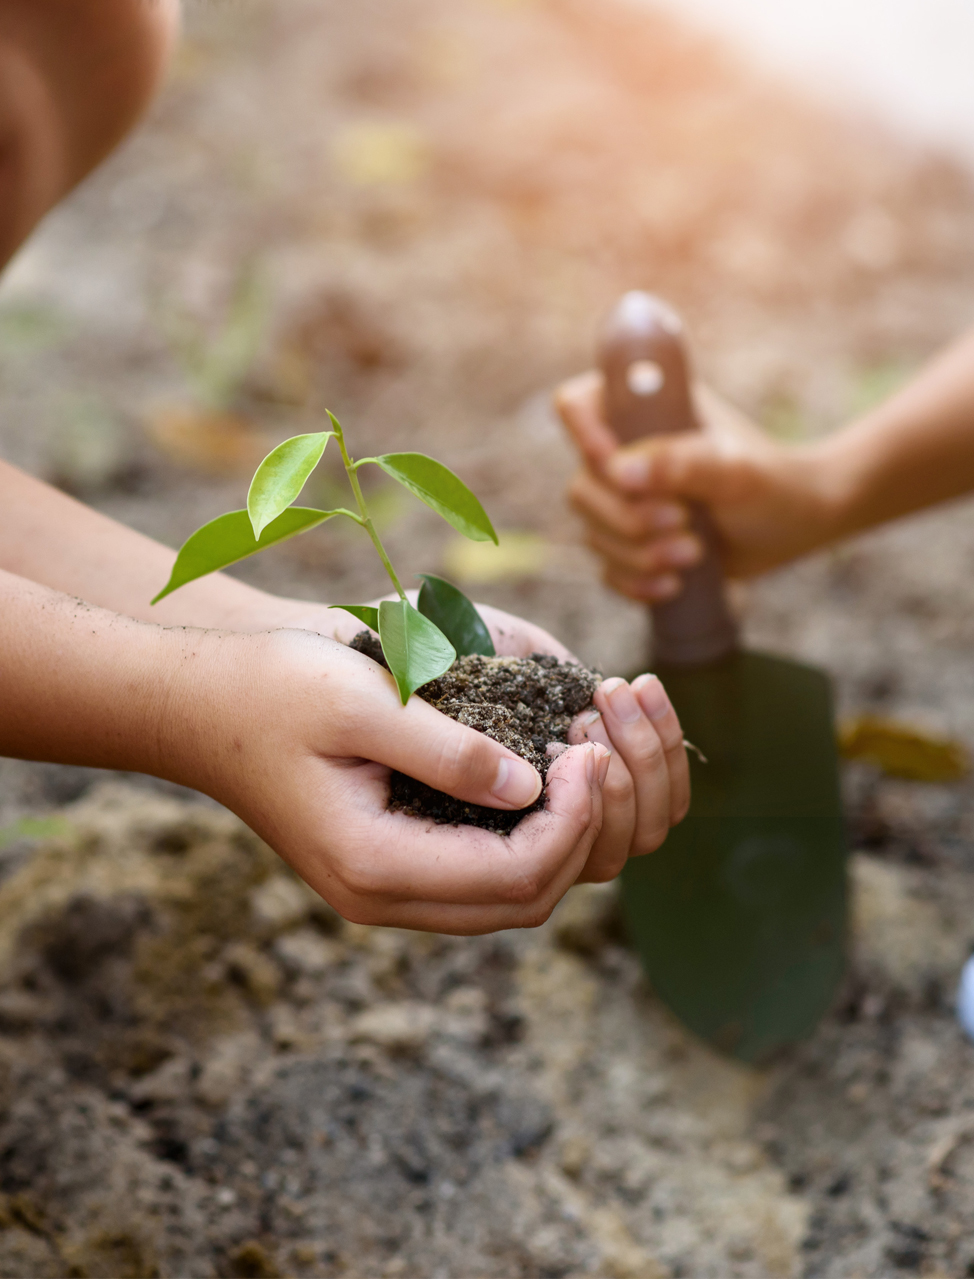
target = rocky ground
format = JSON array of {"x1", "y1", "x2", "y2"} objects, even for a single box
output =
[{"x1": 2, "y1": 0, "x2": 974, "y2": 1274}]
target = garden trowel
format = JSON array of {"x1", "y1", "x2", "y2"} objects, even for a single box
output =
[{"x1": 600, "y1": 292, "x2": 847, "y2": 1064}]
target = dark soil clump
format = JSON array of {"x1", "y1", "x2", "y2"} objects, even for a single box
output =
[{"x1": 349, "y1": 631, "x2": 600, "y2": 833}]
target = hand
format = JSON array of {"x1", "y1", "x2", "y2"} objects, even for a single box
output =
[
  {"x1": 275, "y1": 597, "x2": 686, "y2": 884},
  {"x1": 285, "y1": 594, "x2": 576, "y2": 663},
  {"x1": 182, "y1": 627, "x2": 613, "y2": 934},
  {"x1": 567, "y1": 673, "x2": 689, "y2": 882},
  {"x1": 555, "y1": 372, "x2": 841, "y2": 603}
]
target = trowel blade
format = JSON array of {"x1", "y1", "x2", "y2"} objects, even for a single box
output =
[{"x1": 621, "y1": 650, "x2": 847, "y2": 1064}]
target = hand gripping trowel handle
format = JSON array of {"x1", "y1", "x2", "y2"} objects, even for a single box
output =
[{"x1": 599, "y1": 291, "x2": 738, "y2": 668}]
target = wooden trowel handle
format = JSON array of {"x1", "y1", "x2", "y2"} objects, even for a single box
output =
[{"x1": 599, "y1": 291, "x2": 738, "y2": 667}]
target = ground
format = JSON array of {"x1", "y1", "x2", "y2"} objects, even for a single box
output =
[{"x1": 1, "y1": 0, "x2": 974, "y2": 1274}]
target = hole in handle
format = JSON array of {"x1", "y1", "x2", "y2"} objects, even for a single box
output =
[{"x1": 626, "y1": 359, "x2": 664, "y2": 396}]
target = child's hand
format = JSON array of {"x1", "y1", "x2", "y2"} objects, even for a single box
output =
[
  {"x1": 322, "y1": 596, "x2": 575, "y2": 664},
  {"x1": 568, "y1": 673, "x2": 689, "y2": 883},
  {"x1": 283, "y1": 599, "x2": 687, "y2": 885},
  {"x1": 555, "y1": 372, "x2": 841, "y2": 602},
  {"x1": 185, "y1": 628, "x2": 614, "y2": 933}
]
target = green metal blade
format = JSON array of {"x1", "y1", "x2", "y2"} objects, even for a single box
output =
[{"x1": 621, "y1": 651, "x2": 847, "y2": 1064}]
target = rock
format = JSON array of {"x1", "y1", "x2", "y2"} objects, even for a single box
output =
[
  {"x1": 228, "y1": 1239, "x2": 280, "y2": 1278},
  {"x1": 552, "y1": 881, "x2": 622, "y2": 957},
  {"x1": 272, "y1": 928, "x2": 343, "y2": 977},
  {"x1": 348, "y1": 1001, "x2": 439, "y2": 1052},
  {"x1": 194, "y1": 1033, "x2": 261, "y2": 1108},
  {"x1": 222, "y1": 941, "x2": 282, "y2": 1006},
  {"x1": 129, "y1": 1056, "x2": 193, "y2": 1105},
  {"x1": 249, "y1": 875, "x2": 314, "y2": 934},
  {"x1": 560, "y1": 1133, "x2": 591, "y2": 1179},
  {"x1": 851, "y1": 854, "x2": 964, "y2": 995},
  {"x1": 438, "y1": 985, "x2": 490, "y2": 1044},
  {"x1": 588, "y1": 1207, "x2": 670, "y2": 1279}
]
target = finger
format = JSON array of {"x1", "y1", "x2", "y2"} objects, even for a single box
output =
[
  {"x1": 569, "y1": 708, "x2": 635, "y2": 881},
  {"x1": 631, "y1": 674, "x2": 690, "y2": 825},
  {"x1": 301, "y1": 744, "x2": 607, "y2": 920},
  {"x1": 592, "y1": 678, "x2": 673, "y2": 857},
  {"x1": 568, "y1": 467, "x2": 689, "y2": 542},
  {"x1": 604, "y1": 566, "x2": 683, "y2": 604},
  {"x1": 355, "y1": 743, "x2": 607, "y2": 932},
  {"x1": 585, "y1": 522, "x2": 703, "y2": 578},
  {"x1": 474, "y1": 602, "x2": 576, "y2": 662},
  {"x1": 605, "y1": 433, "x2": 740, "y2": 502},
  {"x1": 554, "y1": 371, "x2": 617, "y2": 472},
  {"x1": 336, "y1": 651, "x2": 544, "y2": 812}
]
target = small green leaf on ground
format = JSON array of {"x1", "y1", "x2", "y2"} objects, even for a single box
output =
[
  {"x1": 839, "y1": 714, "x2": 970, "y2": 783},
  {"x1": 0, "y1": 816, "x2": 72, "y2": 852},
  {"x1": 442, "y1": 530, "x2": 549, "y2": 584},
  {"x1": 152, "y1": 507, "x2": 335, "y2": 604},
  {"x1": 417, "y1": 574, "x2": 494, "y2": 656},
  {"x1": 379, "y1": 599, "x2": 456, "y2": 704},
  {"x1": 374, "y1": 453, "x2": 497, "y2": 544},
  {"x1": 332, "y1": 122, "x2": 431, "y2": 186},
  {"x1": 330, "y1": 604, "x2": 380, "y2": 632},
  {"x1": 248, "y1": 432, "x2": 332, "y2": 538}
]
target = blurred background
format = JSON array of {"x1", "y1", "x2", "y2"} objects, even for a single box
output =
[{"x1": 0, "y1": 1, "x2": 974, "y2": 1275}]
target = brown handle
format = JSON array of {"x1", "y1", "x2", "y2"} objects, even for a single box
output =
[{"x1": 599, "y1": 291, "x2": 738, "y2": 667}]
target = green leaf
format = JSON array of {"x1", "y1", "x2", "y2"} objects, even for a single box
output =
[
  {"x1": 417, "y1": 574, "x2": 495, "y2": 657},
  {"x1": 248, "y1": 432, "x2": 332, "y2": 538},
  {"x1": 373, "y1": 452, "x2": 497, "y2": 544},
  {"x1": 152, "y1": 507, "x2": 335, "y2": 604},
  {"x1": 0, "y1": 816, "x2": 72, "y2": 852},
  {"x1": 329, "y1": 604, "x2": 379, "y2": 632},
  {"x1": 378, "y1": 599, "x2": 456, "y2": 704}
]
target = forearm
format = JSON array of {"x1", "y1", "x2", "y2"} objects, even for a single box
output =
[
  {"x1": 816, "y1": 327, "x2": 974, "y2": 539},
  {"x1": 0, "y1": 459, "x2": 327, "y2": 634},
  {"x1": 0, "y1": 567, "x2": 206, "y2": 778}
]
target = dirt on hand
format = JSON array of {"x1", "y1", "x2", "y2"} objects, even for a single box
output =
[{"x1": 349, "y1": 631, "x2": 600, "y2": 832}]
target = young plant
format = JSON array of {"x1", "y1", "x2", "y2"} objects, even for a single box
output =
[{"x1": 152, "y1": 412, "x2": 497, "y2": 702}]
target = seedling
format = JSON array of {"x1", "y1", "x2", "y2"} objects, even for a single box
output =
[{"x1": 152, "y1": 412, "x2": 497, "y2": 702}]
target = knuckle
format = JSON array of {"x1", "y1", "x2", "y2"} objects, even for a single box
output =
[
  {"x1": 633, "y1": 825, "x2": 671, "y2": 856},
  {"x1": 589, "y1": 857, "x2": 626, "y2": 883},
  {"x1": 633, "y1": 543, "x2": 664, "y2": 573},
  {"x1": 503, "y1": 869, "x2": 542, "y2": 905},
  {"x1": 433, "y1": 728, "x2": 490, "y2": 793},
  {"x1": 634, "y1": 734, "x2": 666, "y2": 772},
  {"x1": 603, "y1": 768, "x2": 634, "y2": 808},
  {"x1": 521, "y1": 901, "x2": 555, "y2": 930},
  {"x1": 337, "y1": 857, "x2": 382, "y2": 899}
]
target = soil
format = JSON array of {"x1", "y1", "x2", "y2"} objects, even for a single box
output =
[
  {"x1": 349, "y1": 630, "x2": 600, "y2": 832},
  {"x1": 2, "y1": 0, "x2": 974, "y2": 1273}
]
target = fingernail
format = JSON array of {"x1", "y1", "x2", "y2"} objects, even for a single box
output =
[
  {"x1": 584, "y1": 743, "x2": 596, "y2": 784},
  {"x1": 580, "y1": 708, "x2": 601, "y2": 727},
  {"x1": 650, "y1": 503, "x2": 685, "y2": 531},
  {"x1": 602, "y1": 677, "x2": 641, "y2": 724},
  {"x1": 597, "y1": 748, "x2": 612, "y2": 786},
  {"x1": 632, "y1": 673, "x2": 673, "y2": 721},
  {"x1": 493, "y1": 756, "x2": 542, "y2": 807},
  {"x1": 607, "y1": 453, "x2": 650, "y2": 488},
  {"x1": 661, "y1": 535, "x2": 701, "y2": 567}
]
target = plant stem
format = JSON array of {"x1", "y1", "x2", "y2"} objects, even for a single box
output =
[{"x1": 334, "y1": 421, "x2": 407, "y2": 602}]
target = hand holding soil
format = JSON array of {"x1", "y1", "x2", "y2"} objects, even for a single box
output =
[{"x1": 169, "y1": 627, "x2": 620, "y2": 935}]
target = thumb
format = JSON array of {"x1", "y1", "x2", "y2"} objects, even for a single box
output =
[
  {"x1": 605, "y1": 433, "x2": 734, "y2": 504},
  {"x1": 348, "y1": 692, "x2": 543, "y2": 811}
]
